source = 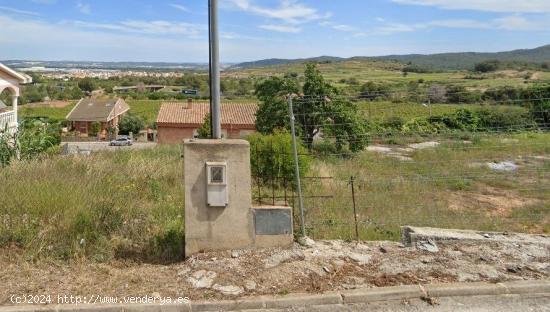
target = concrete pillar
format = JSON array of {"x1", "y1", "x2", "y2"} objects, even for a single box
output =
[
  {"x1": 12, "y1": 95, "x2": 18, "y2": 129},
  {"x1": 184, "y1": 139, "x2": 253, "y2": 256}
]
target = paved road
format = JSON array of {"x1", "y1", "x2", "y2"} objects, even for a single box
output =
[
  {"x1": 260, "y1": 294, "x2": 550, "y2": 312},
  {"x1": 62, "y1": 142, "x2": 157, "y2": 154}
]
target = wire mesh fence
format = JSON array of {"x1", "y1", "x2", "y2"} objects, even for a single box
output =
[{"x1": 251, "y1": 91, "x2": 550, "y2": 241}]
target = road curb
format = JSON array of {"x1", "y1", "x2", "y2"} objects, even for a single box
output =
[{"x1": 1, "y1": 280, "x2": 549, "y2": 312}]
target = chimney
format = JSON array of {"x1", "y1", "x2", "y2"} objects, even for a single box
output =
[{"x1": 187, "y1": 98, "x2": 193, "y2": 109}]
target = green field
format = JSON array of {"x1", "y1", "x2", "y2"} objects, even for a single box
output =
[
  {"x1": 227, "y1": 59, "x2": 550, "y2": 91},
  {"x1": 1, "y1": 132, "x2": 548, "y2": 261}
]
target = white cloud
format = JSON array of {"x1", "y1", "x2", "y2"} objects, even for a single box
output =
[
  {"x1": 76, "y1": 2, "x2": 91, "y2": 15},
  {"x1": 392, "y1": 0, "x2": 550, "y2": 13},
  {"x1": 0, "y1": 6, "x2": 40, "y2": 16},
  {"x1": 169, "y1": 4, "x2": 190, "y2": 13},
  {"x1": 69, "y1": 20, "x2": 205, "y2": 37},
  {"x1": 227, "y1": 0, "x2": 329, "y2": 24},
  {"x1": 371, "y1": 15, "x2": 550, "y2": 35},
  {"x1": 319, "y1": 21, "x2": 357, "y2": 32},
  {"x1": 259, "y1": 24, "x2": 301, "y2": 33},
  {"x1": 0, "y1": 14, "x2": 208, "y2": 62}
]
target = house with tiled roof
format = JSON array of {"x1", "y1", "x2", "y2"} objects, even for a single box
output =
[
  {"x1": 156, "y1": 100, "x2": 258, "y2": 144},
  {"x1": 66, "y1": 98, "x2": 130, "y2": 137}
]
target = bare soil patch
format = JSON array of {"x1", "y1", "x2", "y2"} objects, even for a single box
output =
[{"x1": 448, "y1": 185, "x2": 540, "y2": 217}]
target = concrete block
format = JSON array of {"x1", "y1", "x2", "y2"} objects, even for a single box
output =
[
  {"x1": 424, "y1": 282, "x2": 508, "y2": 298},
  {"x1": 263, "y1": 293, "x2": 342, "y2": 309},
  {"x1": 159, "y1": 304, "x2": 191, "y2": 312},
  {"x1": 502, "y1": 280, "x2": 550, "y2": 294},
  {"x1": 341, "y1": 285, "x2": 423, "y2": 304},
  {"x1": 122, "y1": 304, "x2": 161, "y2": 312},
  {"x1": 184, "y1": 139, "x2": 254, "y2": 257},
  {"x1": 191, "y1": 299, "x2": 264, "y2": 312},
  {"x1": 253, "y1": 206, "x2": 294, "y2": 249}
]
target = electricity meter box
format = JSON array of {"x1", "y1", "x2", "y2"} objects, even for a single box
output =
[{"x1": 206, "y1": 162, "x2": 228, "y2": 207}]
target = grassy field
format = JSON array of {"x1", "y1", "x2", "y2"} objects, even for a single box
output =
[
  {"x1": 19, "y1": 103, "x2": 76, "y2": 121},
  {"x1": 1, "y1": 132, "x2": 548, "y2": 262},
  {"x1": 227, "y1": 59, "x2": 550, "y2": 90},
  {"x1": 0, "y1": 146, "x2": 184, "y2": 262},
  {"x1": 301, "y1": 132, "x2": 550, "y2": 241}
]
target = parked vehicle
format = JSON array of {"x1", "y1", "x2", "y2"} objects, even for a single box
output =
[{"x1": 109, "y1": 137, "x2": 133, "y2": 146}]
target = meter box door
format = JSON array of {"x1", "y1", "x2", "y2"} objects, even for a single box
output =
[{"x1": 206, "y1": 162, "x2": 229, "y2": 207}]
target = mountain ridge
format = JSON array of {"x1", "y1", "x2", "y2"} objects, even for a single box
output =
[{"x1": 230, "y1": 45, "x2": 550, "y2": 71}]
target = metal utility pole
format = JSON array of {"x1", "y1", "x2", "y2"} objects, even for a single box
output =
[
  {"x1": 288, "y1": 95, "x2": 306, "y2": 237},
  {"x1": 208, "y1": 0, "x2": 222, "y2": 139}
]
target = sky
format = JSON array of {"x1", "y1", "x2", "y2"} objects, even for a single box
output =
[{"x1": 0, "y1": 0, "x2": 550, "y2": 63}]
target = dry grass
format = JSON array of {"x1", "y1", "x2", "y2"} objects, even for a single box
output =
[{"x1": 0, "y1": 145, "x2": 184, "y2": 262}]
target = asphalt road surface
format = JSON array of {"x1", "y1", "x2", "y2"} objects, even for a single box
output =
[{"x1": 260, "y1": 294, "x2": 550, "y2": 312}]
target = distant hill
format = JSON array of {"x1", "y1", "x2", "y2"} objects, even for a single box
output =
[
  {"x1": 231, "y1": 45, "x2": 550, "y2": 71},
  {"x1": 231, "y1": 56, "x2": 345, "y2": 69}
]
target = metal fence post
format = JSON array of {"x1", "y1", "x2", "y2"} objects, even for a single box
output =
[
  {"x1": 288, "y1": 95, "x2": 306, "y2": 237},
  {"x1": 350, "y1": 176, "x2": 359, "y2": 242}
]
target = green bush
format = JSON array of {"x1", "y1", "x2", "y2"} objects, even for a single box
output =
[
  {"x1": 477, "y1": 107, "x2": 535, "y2": 131},
  {"x1": 247, "y1": 130, "x2": 311, "y2": 186},
  {"x1": 530, "y1": 100, "x2": 550, "y2": 129},
  {"x1": 402, "y1": 118, "x2": 446, "y2": 135},
  {"x1": 119, "y1": 113, "x2": 145, "y2": 135},
  {"x1": 382, "y1": 116, "x2": 405, "y2": 130},
  {"x1": 0, "y1": 119, "x2": 61, "y2": 167}
]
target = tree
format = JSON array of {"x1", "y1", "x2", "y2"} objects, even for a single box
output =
[
  {"x1": 197, "y1": 113, "x2": 211, "y2": 138},
  {"x1": 78, "y1": 78, "x2": 97, "y2": 93},
  {"x1": 247, "y1": 130, "x2": 310, "y2": 187},
  {"x1": 474, "y1": 60, "x2": 500, "y2": 73},
  {"x1": 118, "y1": 114, "x2": 144, "y2": 135},
  {"x1": 255, "y1": 63, "x2": 368, "y2": 152},
  {"x1": 89, "y1": 122, "x2": 101, "y2": 137}
]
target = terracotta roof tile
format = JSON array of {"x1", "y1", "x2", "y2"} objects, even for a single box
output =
[{"x1": 157, "y1": 101, "x2": 258, "y2": 127}]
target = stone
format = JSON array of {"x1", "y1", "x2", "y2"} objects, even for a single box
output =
[
  {"x1": 212, "y1": 284, "x2": 244, "y2": 296},
  {"x1": 409, "y1": 141, "x2": 440, "y2": 149},
  {"x1": 332, "y1": 259, "x2": 346, "y2": 270},
  {"x1": 264, "y1": 250, "x2": 305, "y2": 269},
  {"x1": 231, "y1": 250, "x2": 240, "y2": 258},
  {"x1": 297, "y1": 236, "x2": 316, "y2": 247},
  {"x1": 244, "y1": 280, "x2": 257, "y2": 291},
  {"x1": 366, "y1": 146, "x2": 393, "y2": 153},
  {"x1": 348, "y1": 253, "x2": 371, "y2": 265},
  {"x1": 177, "y1": 267, "x2": 191, "y2": 276},
  {"x1": 487, "y1": 161, "x2": 518, "y2": 172},
  {"x1": 416, "y1": 240, "x2": 439, "y2": 253},
  {"x1": 186, "y1": 270, "x2": 217, "y2": 289}
]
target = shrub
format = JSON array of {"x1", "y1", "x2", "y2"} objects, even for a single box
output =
[
  {"x1": 89, "y1": 121, "x2": 101, "y2": 137},
  {"x1": 0, "y1": 119, "x2": 61, "y2": 167},
  {"x1": 119, "y1": 113, "x2": 145, "y2": 135},
  {"x1": 477, "y1": 107, "x2": 534, "y2": 131},
  {"x1": 359, "y1": 81, "x2": 391, "y2": 100},
  {"x1": 530, "y1": 100, "x2": 550, "y2": 129},
  {"x1": 402, "y1": 118, "x2": 446, "y2": 135},
  {"x1": 474, "y1": 60, "x2": 500, "y2": 73},
  {"x1": 382, "y1": 116, "x2": 405, "y2": 130},
  {"x1": 247, "y1": 130, "x2": 311, "y2": 186}
]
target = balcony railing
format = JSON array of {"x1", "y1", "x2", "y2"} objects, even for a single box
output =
[{"x1": 0, "y1": 110, "x2": 16, "y2": 133}]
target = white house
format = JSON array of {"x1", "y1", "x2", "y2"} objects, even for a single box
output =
[{"x1": 0, "y1": 63, "x2": 33, "y2": 133}]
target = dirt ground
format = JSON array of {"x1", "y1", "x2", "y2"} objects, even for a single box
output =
[{"x1": 1, "y1": 237, "x2": 549, "y2": 305}]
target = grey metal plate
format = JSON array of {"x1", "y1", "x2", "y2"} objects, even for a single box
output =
[{"x1": 254, "y1": 209, "x2": 292, "y2": 235}]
